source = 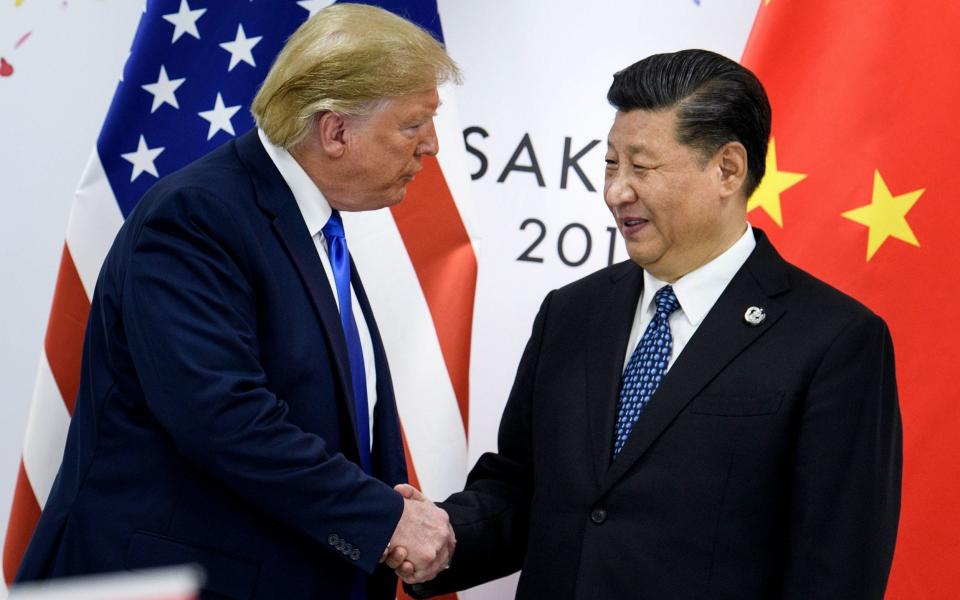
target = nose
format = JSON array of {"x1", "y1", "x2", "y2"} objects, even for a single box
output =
[
  {"x1": 416, "y1": 119, "x2": 439, "y2": 156},
  {"x1": 604, "y1": 170, "x2": 637, "y2": 209}
]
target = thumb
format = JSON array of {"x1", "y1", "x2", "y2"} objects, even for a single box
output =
[{"x1": 394, "y1": 483, "x2": 427, "y2": 501}]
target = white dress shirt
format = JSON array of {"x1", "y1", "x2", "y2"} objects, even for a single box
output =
[
  {"x1": 623, "y1": 225, "x2": 757, "y2": 373},
  {"x1": 259, "y1": 129, "x2": 377, "y2": 449}
]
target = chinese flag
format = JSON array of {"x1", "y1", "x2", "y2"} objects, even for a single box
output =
[{"x1": 741, "y1": 1, "x2": 960, "y2": 597}]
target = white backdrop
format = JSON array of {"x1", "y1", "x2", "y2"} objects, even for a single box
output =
[{"x1": 0, "y1": 1, "x2": 758, "y2": 597}]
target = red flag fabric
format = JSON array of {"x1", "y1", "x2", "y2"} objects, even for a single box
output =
[{"x1": 741, "y1": 2, "x2": 960, "y2": 597}]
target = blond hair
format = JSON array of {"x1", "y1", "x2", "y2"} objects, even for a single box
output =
[{"x1": 251, "y1": 3, "x2": 460, "y2": 149}]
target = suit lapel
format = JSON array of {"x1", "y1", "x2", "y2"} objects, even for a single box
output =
[
  {"x1": 585, "y1": 263, "x2": 644, "y2": 487},
  {"x1": 234, "y1": 131, "x2": 361, "y2": 452},
  {"x1": 351, "y1": 257, "x2": 392, "y2": 408},
  {"x1": 599, "y1": 231, "x2": 791, "y2": 495},
  {"x1": 351, "y1": 260, "x2": 407, "y2": 484}
]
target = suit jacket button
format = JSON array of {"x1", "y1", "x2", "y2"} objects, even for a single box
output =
[
  {"x1": 350, "y1": 549, "x2": 361, "y2": 561},
  {"x1": 590, "y1": 508, "x2": 607, "y2": 524},
  {"x1": 328, "y1": 534, "x2": 340, "y2": 545}
]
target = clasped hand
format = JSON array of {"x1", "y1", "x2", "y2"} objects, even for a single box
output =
[{"x1": 380, "y1": 483, "x2": 455, "y2": 584}]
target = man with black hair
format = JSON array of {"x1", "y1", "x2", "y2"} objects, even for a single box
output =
[{"x1": 401, "y1": 49, "x2": 901, "y2": 599}]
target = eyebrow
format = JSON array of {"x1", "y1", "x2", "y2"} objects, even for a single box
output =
[
  {"x1": 606, "y1": 141, "x2": 655, "y2": 157},
  {"x1": 414, "y1": 99, "x2": 442, "y2": 116},
  {"x1": 626, "y1": 143, "x2": 655, "y2": 156}
]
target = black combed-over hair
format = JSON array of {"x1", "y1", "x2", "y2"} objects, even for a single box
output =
[{"x1": 607, "y1": 49, "x2": 771, "y2": 196}]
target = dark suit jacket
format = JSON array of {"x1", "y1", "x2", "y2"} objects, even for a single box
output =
[
  {"x1": 413, "y1": 231, "x2": 901, "y2": 600},
  {"x1": 16, "y1": 130, "x2": 408, "y2": 600}
]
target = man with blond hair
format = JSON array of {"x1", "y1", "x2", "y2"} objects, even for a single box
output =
[{"x1": 15, "y1": 4, "x2": 458, "y2": 599}]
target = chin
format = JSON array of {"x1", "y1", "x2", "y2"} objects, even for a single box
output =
[
  {"x1": 359, "y1": 187, "x2": 407, "y2": 210},
  {"x1": 625, "y1": 242, "x2": 660, "y2": 266},
  {"x1": 387, "y1": 186, "x2": 410, "y2": 205}
]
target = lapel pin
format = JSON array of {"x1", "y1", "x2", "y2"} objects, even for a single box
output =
[{"x1": 744, "y1": 306, "x2": 766, "y2": 326}]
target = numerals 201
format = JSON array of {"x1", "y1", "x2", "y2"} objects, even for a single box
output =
[{"x1": 517, "y1": 219, "x2": 620, "y2": 267}]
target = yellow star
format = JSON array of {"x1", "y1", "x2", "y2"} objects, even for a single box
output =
[
  {"x1": 15, "y1": 0, "x2": 24, "y2": 6},
  {"x1": 747, "y1": 138, "x2": 807, "y2": 227},
  {"x1": 842, "y1": 170, "x2": 922, "y2": 261}
]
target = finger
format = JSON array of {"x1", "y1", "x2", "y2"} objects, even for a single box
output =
[
  {"x1": 434, "y1": 525, "x2": 454, "y2": 565},
  {"x1": 419, "y1": 546, "x2": 448, "y2": 582},
  {"x1": 385, "y1": 546, "x2": 408, "y2": 570},
  {"x1": 394, "y1": 483, "x2": 427, "y2": 501},
  {"x1": 380, "y1": 543, "x2": 402, "y2": 564},
  {"x1": 436, "y1": 544, "x2": 451, "y2": 575},
  {"x1": 416, "y1": 560, "x2": 446, "y2": 584},
  {"x1": 447, "y1": 523, "x2": 457, "y2": 551},
  {"x1": 396, "y1": 560, "x2": 416, "y2": 582},
  {"x1": 393, "y1": 483, "x2": 417, "y2": 497}
]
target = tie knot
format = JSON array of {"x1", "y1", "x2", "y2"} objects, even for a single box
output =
[
  {"x1": 321, "y1": 210, "x2": 344, "y2": 239},
  {"x1": 653, "y1": 285, "x2": 680, "y2": 317}
]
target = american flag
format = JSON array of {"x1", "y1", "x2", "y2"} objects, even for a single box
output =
[{"x1": 2, "y1": 2, "x2": 476, "y2": 596}]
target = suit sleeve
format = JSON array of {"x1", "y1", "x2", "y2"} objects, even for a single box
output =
[
  {"x1": 781, "y1": 313, "x2": 902, "y2": 598},
  {"x1": 408, "y1": 292, "x2": 555, "y2": 598},
  {"x1": 121, "y1": 189, "x2": 402, "y2": 574}
]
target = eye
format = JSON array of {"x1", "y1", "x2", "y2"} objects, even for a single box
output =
[
  {"x1": 604, "y1": 158, "x2": 618, "y2": 168},
  {"x1": 400, "y1": 122, "x2": 423, "y2": 138}
]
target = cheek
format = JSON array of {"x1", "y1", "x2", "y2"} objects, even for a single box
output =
[
  {"x1": 671, "y1": 205, "x2": 717, "y2": 245},
  {"x1": 388, "y1": 143, "x2": 416, "y2": 168}
]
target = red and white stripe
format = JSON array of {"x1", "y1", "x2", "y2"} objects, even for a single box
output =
[{"x1": 4, "y1": 153, "x2": 124, "y2": 584}]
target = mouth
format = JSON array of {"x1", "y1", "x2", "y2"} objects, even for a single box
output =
[
  {"x1": 402, "y1": 166, "x2": 422, "y2": 183},
  {"x1": 619, "y1": 216, "x2": 649, "y2": 234}
]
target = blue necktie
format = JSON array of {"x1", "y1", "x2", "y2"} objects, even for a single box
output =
[
  {"x1": 612, "y1": 285, "x2": 681, "y2": 460},
  {"x1": 321, "y1": 211, "x2": 372, "y2": 475}
]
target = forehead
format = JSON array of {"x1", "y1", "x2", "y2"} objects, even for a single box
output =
[
  {"x1": 606, "y1": 108, "x2": 679, "y2": 156},
  {"x1": 378, "y1": 88, "x2": 441, "y2": 120}
]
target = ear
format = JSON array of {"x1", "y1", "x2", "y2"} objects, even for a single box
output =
[
  {"x1": 715, "y1": 141, "x2": 748, "y2": 200},
  {"x1": 315, "y1": 111, "x2": 349, "y2": 158}
]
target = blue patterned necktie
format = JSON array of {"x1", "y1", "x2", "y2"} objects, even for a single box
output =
[
  {"x1": 612, "y1": 285, "x2": 681, "y2": 460},
  {"x1": 321, "y1": 211, "x2": 372, "y2": 475}
]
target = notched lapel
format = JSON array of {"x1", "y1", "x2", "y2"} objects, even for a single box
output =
[
  {"x1": 351, "y1": 260, "x2": 407, "y2": 483},
  {"x1": 585, "y1": 264, "x2": 644, "y2": 487},
  {"x1": 271, "y1": 207, "x2": 356, "y2": 417},
  {"x1": 600, "y1": 238, "x2": 789, "y2": 495}
]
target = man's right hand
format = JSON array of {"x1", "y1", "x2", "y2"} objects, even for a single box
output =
[{"x1": 384, "y1": 484, "x2": 455, "y2": 584}]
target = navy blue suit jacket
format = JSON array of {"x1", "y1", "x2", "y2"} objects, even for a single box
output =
[{"x1": 16, "y1": 130, "x2": 408, "y2": 599}]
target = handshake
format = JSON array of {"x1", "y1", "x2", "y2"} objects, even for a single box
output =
[{"x1": 380, "y1": 484, "x2": 456, "y2": 584}]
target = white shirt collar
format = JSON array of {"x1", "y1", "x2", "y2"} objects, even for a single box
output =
[
  {"x1": 258, "y1": 128, "x2": 333, "y2": 237},
  {"x1": 641, "y1": 224, "x2": 756, "y2": 327}
]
